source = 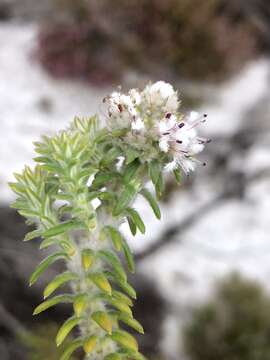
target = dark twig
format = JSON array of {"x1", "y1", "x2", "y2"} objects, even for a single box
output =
[{"x1": 136, "y1": 167, "x2": 270, "y2": 262}]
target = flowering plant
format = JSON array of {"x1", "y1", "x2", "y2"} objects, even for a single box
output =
[{"x1": 10, "y1": 81, "x2": 207, "y2": 360}]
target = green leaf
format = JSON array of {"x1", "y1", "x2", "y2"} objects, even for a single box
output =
[
  {"x1": 24, "y1": 228, "x2": 43, "y2": 241},
  {"x1": 119, "y1": 349, "x2": 147, "y2": 360},
  {"x1": 111, "y1": 128, "x2": 128, "y2": 138},
  {"x1": 173, "y1": 168, "x2": 182, "y2": 183},
  {"x1": 112, "y1": 290, "x2": 133, "y2": 307},
  {"x1": 60, "y1": 338, "x2": 82, "y2": 360},
  {"x1": 73, "y1": 294, "x2": 88, "y2": 316},
  {"x1": 39, "y1": 238, "x2": 56, "y2": 249},
  {"x1": 117, "y1": 312, "x2": 144, "y2": 334},
  {"x1": 121, "y1": 239, "x2": 135, "y2": 273},
  {"x1": 99, "y1": 295, "x2": 132, "y2": 317},
  {"x1": 105, "y1": 271, "x2": 136, "y2": 299},
  {"x1": 113, "y1": 184, "x2": 137, "y2": 216},
  {"x1": 83, "y1": 335, "x2": 98, "y2": 354},
  {"x1": 56, "y1": 316, "x2": 81, "y2": 346},
  {"x1": 43, "y1": 271, "x2": 79, "y2": 299},
  {"x1": 140, "y1": 188, "x2": 161, "y2": 219},
  {"x1": 148, "y1": 160, "x2": 161, "y2": 185},
  {"x1": 125, "y1": 148, "x2": 140, "y2": 164},
  {"x1": 104, "y1": 226, "x2": 123, "y2": 251},
  {"x1": 127, "y1": 216, "x2": 137, "y2": 236},
  {"x1": 123, "y1": 159, "x2": 140, "y2": 184},
  {"x1": 104, "y1": 354, "x2": 122, "y2": 360},
  {"x1": 101, "y1": 146, "x2": 122, "y2": 166},
  {"x1": 98, "y1": 250, "x2": 127, "y2": 282},
  {"x1": 88, "y1": 272, "x2": 112, "y2": 295},
  {"x1": 111, "y1": 330, "x2": 138, "y2": 352},
  {"x1": 81, "y1": 249, "x2": 95, "y2": 271},
  {"x1": 42, "y1": 220, "x2": 83, "y2": 238},
  {"x1": 33, "y1": 294, "x2": 73, "y2": 315},
  {"x1": 92, "y1": 311, "x2": 113, "y2": 334},
  {"x1": 29, "y1": 252, "x2": 68, "y2": 286},
  {"x1": 92, "y1": 171, "x2": 118, "y2": 189},
  {"x1": 126, "y1": 208, "x2": 145, "y2": 234},
  {"x1": 155, "y1": 173, "x2": 164, "y2": 199}
]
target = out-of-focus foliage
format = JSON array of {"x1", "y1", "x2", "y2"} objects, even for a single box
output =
[
  {"x1": 37, "y1": 0, "x2": 260, "y2": 85},
  {"x1": 183, "y1": 273, "x2": 270, "y2": 360},
  {"x1": 20, "y1": 323, "x2": 80, "y2": 360}
]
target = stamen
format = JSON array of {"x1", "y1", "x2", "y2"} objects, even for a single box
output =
[
  {"x1": 188, "y1": 114, "x2": 207, "y2": 129},
  {"x1": 197, "y1": 137, "x2": 212, "y2": 144},
  {"x1": 165, "y1": 113, "x2": 172, "y2": 119},
  {"x1": 118, "y1": 104, "x2": 123, "y2": 112},
  {"x1": 178, "y1": 123, "x2": 185, "y2": 129},
  {"x1": 176, "y1": 140, "x2": 183, "y2": 144},
  {"x1": 163, "y1": 132, "x2": 170, "y2": 135}
]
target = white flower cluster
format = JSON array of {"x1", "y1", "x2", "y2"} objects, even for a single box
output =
[{"x1": 104, "y1": 81, "x2": 209, "y2": 174}]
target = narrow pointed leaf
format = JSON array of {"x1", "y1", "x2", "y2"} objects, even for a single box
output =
[
  {"x1": 98, "y1": 250, "x2": 127, "y2": 282},
  {"x1": 88, "y1": 272, "x2": 112, "y2": 295},
  {"x1": 42, "y1": 220, "x2": 82, "y2": 238},
  {"x1": 148, "y1": 160, "x2": 161, "y2": 185},
  {"x1": 140, "y1": 188, "x2": 161, "y2": 219},
  {"x1": 105, "y1": 271, "x2": 136, "y2": 299},
  {"x1": 112, "y1": 290, "x2": 133, "y2": 307},
  {"x1": 126, "y1": 208, "x2": 145, "y2": 234},
  {"x1": 117, "y1": 313, "x2": 144, "y2": 334},
  {"x1": 81, "y1": 249, "x2": 95, "y2": 271},
  {"x1": 105, "y1": 353, "x2": 122, "y2": 360},
  {"x1": 119, "y1": 349, "x2": 147, "y2": 360},
  {"x1": 92, "y1": 311, "x2": 113, "y2": 334},
  {"x1": 123, "y1": 159, "x2": 140, "y2": 183},
  {"x1": 122, "y1": 238, "x2": 135, "y2": 273},
  {"x1": 60, "y1": 338, "x2": 82, "y2": 360},
  {"x1": 155, "y1": 173, "x2": 164, "y2": 199},
  {"x1": 173, "y1": 168, "x2": 182, "y2": 183},
  {"x1": 24, "y1": 229, "x2": 43, "y2": 241},
  {"x1": 73, "y1": 294, "x2": 88, "y2": 316},
  {"x1": 104, "y1": 226, "x2": 122, "y2": 252},
  {"x1": 30, "y1": 252, "x2": 68, "y2": 286},
  {"x1": 44, "y1": 271, "x2": 79, "y2": 299},
  {"x1": 83, "y1": 335, "x2": 97, "y2": 354},
  {"x1": 111, "y1": 330, "x2": 138, "y2": 352},
  {"x1": 127, "y1": 216, "x2": 137, "y2": 236},
  {"x1": 33, "y1": 294, "x2": 73, "y2": 315},
  {"x1": 100, "y1": 295, "x2": 132, "y2": 317},
  {"x1": 56, "y1": 316, "x2": 81, "y2": 346},
  {"x1": 113, "y1": 184, "x2": 137, "y2": 216},
  {"x1": 101, "y1": 147, "x2": 122, "y2": 166}
]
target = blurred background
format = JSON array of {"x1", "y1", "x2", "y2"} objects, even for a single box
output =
[{"x1": 1, "y1": 0, "x2": 270, "y2": 359}]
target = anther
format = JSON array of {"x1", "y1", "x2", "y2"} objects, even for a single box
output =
[
  {"x1": 178, "y1": 123, "x2": 185, "y2": 128},
  {"x1": 165, "y1": 113, "x2": 172, "y2": 119}
]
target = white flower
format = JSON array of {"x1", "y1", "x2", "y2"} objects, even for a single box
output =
[
  {"x1": 164, "y1": 160, "x2": 178, "y2": 172},
  {"x1": 178, "y1": 158, "x2": 196, "y2": 174},
  {"x1": 143, "y1": 81, "x2": 179, "y2": 112},
  {"x1": 158, "y1": 114, "x2": 177, "y2": 134},
  {"x1": 103, "y1": 83, "x2": 208, "y2": 176},
  {"x1": 132, "y1": 117, "x2": 145, "y2": 131},
  {"x1": 159, "y1": 137, "x2": 170, "y2": 153},
  {"x1": 129, "y1": 88, "x2": 141, "y2": 106}
]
